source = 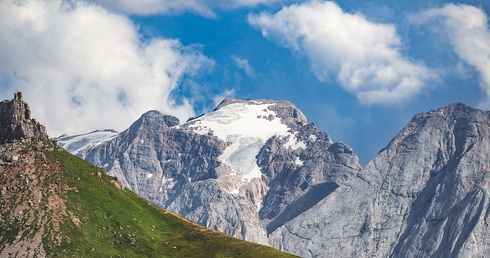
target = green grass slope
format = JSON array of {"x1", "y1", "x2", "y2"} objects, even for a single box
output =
[{"x1": 0, "y1": 140, "x2": 296, "y2": 257}]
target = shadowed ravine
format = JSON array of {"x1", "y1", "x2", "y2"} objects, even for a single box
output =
[{"x1": 266, "y1": 182, "x2": 339, "y2": 235}]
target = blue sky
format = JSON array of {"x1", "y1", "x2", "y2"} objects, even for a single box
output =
[{"x1": 1, "y1": 0, "x2": 489, "y2": 164}]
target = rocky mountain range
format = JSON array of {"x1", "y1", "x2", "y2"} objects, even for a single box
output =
[
  {"x1": 62, "y1": 98, "x2": 490, "y2": 257},
  {"x1": 0, "y1": 93, "x2": 295, "y2": 257}
]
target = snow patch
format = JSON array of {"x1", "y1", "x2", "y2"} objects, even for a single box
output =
[
  {"x1": 309, "y1": 135, "x2": 317, "y2": 142},
  {"x1": 284, "y1": 134, "x2": 306, "y2": 150},
  {"x1": 182, "y1": 102, "x2": 296, "y2": 181},
  {"x1": 220, "y1": 137, "x2": 264, "y2": 179},
  {"x1": 184, "y1": 103, "x2": 290, "y2": 142},
  {"x1": 294, "y1": 157, "x2": 304, "y2": 166},
  {"x1": 243, "y1": 163, "x2": 264, "y2": 182},
  {"x1": 57, "y1": 130, "x2": 118, "y2": 154},
  {"x1": 230, "y1": 189, "x2": 240, "y2": 195},
  {"x1": 161, "y1": 176, "x2": 176, "y2": 190},
  {"x1": 147, "y1": 173, "x2": 153, "y2": 179}
]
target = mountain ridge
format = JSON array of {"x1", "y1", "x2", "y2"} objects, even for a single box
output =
[
  {"x1": 0, "y1": 93, "x2": 296, "y2": 257},
  {"x1": 63, "y1": 98, "x2": 490, "y2": 257},
  {"x1": 77, "y1": 98, "x2": 361, "y2": 249}
]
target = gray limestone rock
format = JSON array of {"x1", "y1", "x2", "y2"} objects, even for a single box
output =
[
  {"x1": 0, "y1": 92, "x2": 48, "y2": 144},
  {"x1": 269, "y1": 103, "x2": 490, "y2": 257}
]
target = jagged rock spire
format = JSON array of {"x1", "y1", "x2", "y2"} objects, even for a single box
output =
[{"x1": 0, "y1": 92, "x2": 48, "y2": 144}]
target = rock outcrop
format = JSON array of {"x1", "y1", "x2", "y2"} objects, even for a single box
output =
[{"x1": 0, "y1": 92, "x2": 48, "y2": 144}]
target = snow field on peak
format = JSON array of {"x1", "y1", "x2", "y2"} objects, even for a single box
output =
[
  {"x1": 57, "y1": 130, "x2": 118, "y2": 154},
  {"x1": 185, "y1": 103, "x2": 290, "y2": 141},
  {"x1": 184, "y1": 103, "x2": 300, "y2": 181}
]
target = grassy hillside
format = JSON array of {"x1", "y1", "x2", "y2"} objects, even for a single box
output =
[{"x1": 0, "y1": 140, "x2": 295, "y2": 257}]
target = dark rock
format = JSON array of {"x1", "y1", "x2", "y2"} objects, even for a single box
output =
[{"x1": 0, "y1": 92, "x2": 48, "y2": 144}]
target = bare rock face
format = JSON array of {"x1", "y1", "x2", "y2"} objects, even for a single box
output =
[
  {"x1": 0, "y1": 92, "x2": 48, "y2": 144},
  {"x1": 364, "y1": 103, "x2": 490, "y2": 257},
  {"x1": 269, "y1": 103, "x2": 490, "y2": 257}
]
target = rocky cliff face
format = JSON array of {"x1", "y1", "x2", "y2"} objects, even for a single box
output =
[
  {"x1": 268, "y1": 103, "x2": 490, "y2": 257},
  {"x1": 0, "y1": 92, "x2": 49, "y2": 165},
  {"x1": 0, "y1": 92, "x2": 48, "y2": 144},
  {"x1": 365, "y1": 103, "x2": 490, "y2": 257},
  {"x1": 72, "y1": 100, "x2": 490, "y2": 257}
]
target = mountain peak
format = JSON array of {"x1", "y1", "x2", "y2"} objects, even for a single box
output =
[
  {"x1": 215, "y1": 98, "x2": 307, "y2": 127},
  {"x1": 215, "y1": 98, "x2": 294, "y2": 109},
  {"x1": 431, "y1": 102, "x2": 482, "y2": 117},
  {"x1": 380, "y1": 102, "x2": 488, "y2": 153},
  {"x1": 123, "y1": 110, "x2": 179, "y2": 138},
  {"x1": 415, "y1": 102, "x2": 489, "y2": 130},
  {"x1": 0, "y1": 92, "x2": 48, "y2": 144},
  {"x1": 139, "y1": 110, "x2": 180, "y2": 128},
  {"x1": 174, "y1": 98, "x2": 313, "y2": 183}
]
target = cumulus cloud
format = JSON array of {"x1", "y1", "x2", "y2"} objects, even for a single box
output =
[
  {"x1": 248, "y1": 0, "x2": 434, "y2": 105},
  {"x1": 410, "y1": 4, "x2": 490, "y2": 109},
  {"x1": 231, "y1": 55, "x2": 256, "y2": 77},
  {"x1": 94, "y1": 0, "x2": 288, "y2": 17},
  {"x1": 0, "y1": 0, "x2": 212, "y2": 136}
]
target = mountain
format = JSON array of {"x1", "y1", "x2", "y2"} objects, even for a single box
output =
[
  {"x1": 66, "y1": 98, "x2": 490, "y2": 257},
  {"x1": 54, "y1": 129, "x2": 118, "y2": 155},
  {"x1": 75, "y1": 98, "x2": 362, "y2": 250},
  {"x1": 267, "y1": 102, "x2": 490, "y2": 257},
  {"x1": 0, "y1": 93, "x2": 296, "y2": 257}
]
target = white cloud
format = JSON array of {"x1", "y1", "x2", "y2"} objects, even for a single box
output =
[
  {"x1": 231, "y1": 55, "x2": 256, "y2": 77},
  {"x1": 410, "y1": 4, "x2": 490, "y2": 109},
  {"x1": 94, "y1": 0, "x2": 288, "y2": 17},
  {"x1": 0, "y1": 0, "x2": 212, "y2": 136},
  {"x1": 213, "y1": 89, "x2": 236, "y2": 108},
  {"x1": 248, "y1": 0, "x2": 434, "y2": 105}
]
